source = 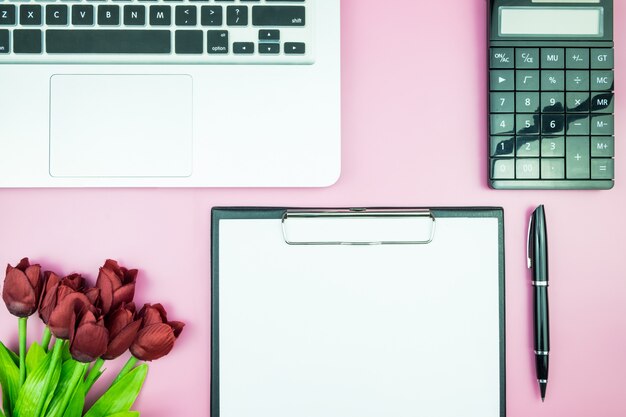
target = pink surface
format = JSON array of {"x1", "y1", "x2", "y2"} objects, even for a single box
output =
[{"x1": 0, "y1": 0, "x2": 625, "y2": 415}]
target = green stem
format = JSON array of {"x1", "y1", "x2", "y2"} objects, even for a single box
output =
[
  {"x1": 41, "y1": 327, "x2": 52, "y2": 353},
  {"x1": 34, "y1": 339, "x2": 64, "y2": 417},
  {"x1": 51, "y1": 362, "x2": 89, "y2": 417},
  {"x1": 84, "y1": 358, "x2": 105, "y2": 392},
  {"x1": 111, "y1": 356, "x2": 139, "y2": 386},
  {"x1": 18, "y1": 317, "x2": 27, "y2": 386}
]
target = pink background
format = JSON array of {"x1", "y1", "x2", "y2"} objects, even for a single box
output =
[{"x1": 1, "y1": 0, "x2": 625, "y2": 415}]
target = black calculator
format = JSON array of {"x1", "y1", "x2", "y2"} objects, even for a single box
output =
[{"x1": 488, "y1": 0, "x2": 614, "y2": 190}]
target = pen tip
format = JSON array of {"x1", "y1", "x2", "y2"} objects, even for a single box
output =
[
  {"x1": 541, "y1": 397, "x2": 545, "y2": 403},
  {"x1": 539, "y1": 382, "x2": 547, "y2": 402}
]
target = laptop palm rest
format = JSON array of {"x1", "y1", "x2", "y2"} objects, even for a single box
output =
[{"x1": 49, "y1": 74, "x2": 193, "y2": 178}]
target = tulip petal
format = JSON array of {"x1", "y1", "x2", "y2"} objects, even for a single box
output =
[
  {"x1": 96, "y1": 269, "x2": 115, "y2": 314},
  {"x1": 107, "y1": 308, "x2": 134, "y2": 339},
  {"x1": 85, "y1": 287, "x2": 101, "y2": 307},
  {"x1": 130, "y1": 323, "x2": 176, "y2": 361},
  {"x1": 140, "y1": 304, "x2": 166, "y2": 327},
  {"x1": 103, "y1": 319, "x2": 142, "y2": 360},
  {"x1": 70, "y1": 321, "x2": 109, "y2": 363},
  {"x1": 39, "y1": 272, "x2": 61, "y2": 324},
  {"x1": 15, "y1": 258, "x2": 30, "y2": 271},
  {"x1": 2, "y1": 267, "x2": 37, "y2": 317},
  {"x1": 111, "y1": 283, "x2": 135, "y2": 312},
  {"x1": 169, "y1": 321, "x2": 185, "y2": 338},
  {"x1": 24, "y1": 265, "x2": 42, "y2": 295}
]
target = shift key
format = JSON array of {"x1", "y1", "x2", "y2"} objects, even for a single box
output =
[{"x1": 252, "y1": 6, "x2": 305, "y2": 26}]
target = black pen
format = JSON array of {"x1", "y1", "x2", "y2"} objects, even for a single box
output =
[{"x1": 528, "y1": 205, "x2": 550, "y2": 402}]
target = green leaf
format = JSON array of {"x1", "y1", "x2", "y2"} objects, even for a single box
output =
[
  {"x1": 106, "y1": 413, "x2": 139, "y2": 417},
  {"x1": 44, "y1": 361, "x2": 87, "y2": 417},
  {"x1": 83, "y1": 365, "x2": 148, "y2": 417},
  {"x1": 25, "y1": 343, "x2": 46, "y2": 376},
  {"x1": 61, "y1": 383, "x2": 84, "y2": 417},
  {"x1": 14, "y1": 346, "x2": 62, "y2": 417},
  {"x1": 0, "y1": 406, "x2": 5, "y2": 417},
  {"x1": 0, "y1": 342, "x2": 20, "y2": 417}
]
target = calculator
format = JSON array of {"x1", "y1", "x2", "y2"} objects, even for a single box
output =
[{"x1": 488, "y1": 0, "x2": 614, "y2": 190}]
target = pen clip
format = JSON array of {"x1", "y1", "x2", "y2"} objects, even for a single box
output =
[{"x1": 527, "y1": 212, "x2": 534, "y2": 270}]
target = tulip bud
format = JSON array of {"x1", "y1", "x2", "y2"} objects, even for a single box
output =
[
  {"x1": 70, "y1": 310, "x2": 109, "y2": 363},
  {"x1": 2, "y1": 258, "x2": 43, "y2": 317},
  {"x1": 102, "y1": 303, "x2": 142, "y2": 360},
  {"x1": 96, "y1": 259, "x2": 137, "y2": 315},
  {"x1": 130, "y1": 304, "x2": 184, "y2": 361}
]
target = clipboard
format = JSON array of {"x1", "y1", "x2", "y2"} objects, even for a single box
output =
[{"x1": 211, "y1": 207, "x2": 506, "y2": 417}]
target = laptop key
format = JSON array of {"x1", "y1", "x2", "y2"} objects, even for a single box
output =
[
  {"x1": 150, "y1": 6, "x2": 171, "y2": 26},
  {"x1": 176, "y1": 6, "x2": 196, "y2": 26},
  {"x1": 20, "y1": 5, "x2": 42, "y2": 26},
  {"x1": 285, "y1": 42, "x2": 304, "y2": 54},
  {"x1": 46, "y1": 30, "x2": 171, "y2": 53},
  {"x1": 207, "y1": 30, "x2": 228, "y2": 54},
  {"x1": 46, "y1": 5, "x2": 68, "y2": 26},
  {"x1": 201, "y1": 6, "x2": 222, "y2": 26},
  {"x1": 0, "y1": 5, "x2": 16, "y2": 26},
  {"x1": 0, "y1": 30, "x2": 9, "y2": 53},
  {"x1": 227, "y1": 6, "x2": 248, "y2": 26},
  {"x1": 175, "y1": 30, "x2": 202, "y2": 54},
  {"x1": 124, "y1": 6, "x2": 145, "y2": 26},
  {"x1": 72, "y1": 5, "x2": 94, "y2": 25},
  {"x1": 233, "y1": 42, "x2": 254, "y2": 54},
  {"x1": 252, "y1": 6, "x2": 304, "y2": 26},
  {"x1": 98, "y1": 6, "x2": 120, "y2": 26},
  {"x1": 259, "y1": 43, "x2": 279, "y2": 54},
  {"x1": 14, "y1": 29, "x2": 42, "y2": 53}
]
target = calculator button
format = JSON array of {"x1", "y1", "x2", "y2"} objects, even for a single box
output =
[
  {"x1": 516, "y1": 136, "x2": 540, "y2": 157},
  {"x1": 516, "y1": 48, "x2": 539, "y2": 69},
  {"x1": 491, "y1": 136, "x2": 515, "y2": 157},
  {"x1": 490, "y1": 70, "x2": 514, "y2": 91},
  {"x1": 590, "y1": 71, "x2": 614, "y2": 91},
  {"x1": 542, "y1": 115, "x2": 564, "y2": 135},
  {"x1": 541, "y1": 70, "x2": 564, "y2": 91},
  {"x1": 517, "y1": 92, "x2": 539, "y2": 113},
  {"x1": 541, "y1": 136, "x2": 565, "y2": 157},
  {"x1": 566, "y1": 92, "x2": 590, "y2": 113},
  {"x1": 591, "y1": 159, "x2": 614, "y2": 180},
  {"x1": 591, "y1": 49, "x2": 613, "y2": 70},
  {"x1": 490, "y1": 92, "x2": 514, "y2": 113},
  {"x1": 566, "y1": 137, "x2": 590, "y2": 179},
  {"x1": 541, "y1": 159, "x2": 565, "y2": 180},
  {"x1": 591, "y1": 93, "x2": 614, "y2": 113},
  {"x1": 516, "y1": 159, "x2": 540, "y2": 179},
  {"x1": 591, "y1": 137, "x2": 614, "y2": 157},
  {"x1": 540, "y1": 92, "x2": 564, "y2": 113},
  {"x1": 541, "y1": 48, "x2": 564, "y2": 69},
  {"x1": 591, "y1": 115, "x2": 613, "y2": 135},
  {"x1": 566, "y1": 115, "x2": 589, "y2": 136},
  {"x1": 566, "y1": 48, "x2": 590, "y2": 69},
  {"x1": 490, "y1": 48, "x2": 514, "y2": 69},
  {"x1": 491, "y1": 159, "x2": 515, "y2": 179},
  {"x1": 517, "y1": 114, "x2": 540, "y2": 135},
  {"x1": 516, "y1": 70, "x2": 539, "y2": 91},
  {"x1": 566, "y1": 71, "x2": 589, "y2": 91},
  {"x1": 490, "y1": 114, "x2": 515, "y2": 135}
]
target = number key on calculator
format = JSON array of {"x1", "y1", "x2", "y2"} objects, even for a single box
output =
[{"x1": 488, "y1": 0, "x2": 614, "y2": 190}]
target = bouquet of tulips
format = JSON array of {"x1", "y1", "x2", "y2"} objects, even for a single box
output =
[{"x1": 0, "y1": 258, "x2": 184, "y2": 417}]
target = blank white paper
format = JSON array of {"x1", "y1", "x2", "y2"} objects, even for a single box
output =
[{"x1": 218, "y1": 216, "x2": 502, "y2": 417}]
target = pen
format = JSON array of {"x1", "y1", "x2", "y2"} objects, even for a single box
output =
[{"x1": 527, "y1": 205, "x2": 550, "y2": 402}]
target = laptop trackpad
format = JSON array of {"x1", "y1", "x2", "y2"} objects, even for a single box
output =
[{"x1": 50, "y1": 74, "x2": 192, "y2": 178}]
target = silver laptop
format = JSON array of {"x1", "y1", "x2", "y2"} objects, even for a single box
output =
[{"x1": 0, "y1": 0, "x2": 341, "y2": 187}]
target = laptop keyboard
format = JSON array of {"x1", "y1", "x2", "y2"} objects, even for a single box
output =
[{"x1": 0, "y1": 0, "x2": 313, "y2": 64}]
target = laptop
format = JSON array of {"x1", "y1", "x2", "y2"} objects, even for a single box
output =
[{"x1": 0, "y1": 0, "x2": 341, "y2": 187}]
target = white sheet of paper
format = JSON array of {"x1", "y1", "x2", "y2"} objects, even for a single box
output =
[{"x1": 217, "y1": 216, "x2": 502, "y2": 417}]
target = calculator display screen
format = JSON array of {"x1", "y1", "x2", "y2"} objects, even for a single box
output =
[{"x1": 499, "y1": 7, "x2": 603, "y2": 37}]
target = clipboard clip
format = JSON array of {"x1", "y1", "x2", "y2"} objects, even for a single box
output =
[{"x1": 281, "y1": 209, "x2": 437, "y2": 246}]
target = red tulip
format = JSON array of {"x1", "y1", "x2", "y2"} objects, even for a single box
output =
[
  {"x1": 70, "y1": 310, "x2": 109, "y2": 363},
  {"x1": 130, "y1": 304, "x2": 184, "y2": 361},
  {"x1": 102, "y1": 303, "x2": 142, "y2": 360},
  {"x1": 48, "y1": 292, "x2": 94, "y2": 339},
  {"x1": 96, "y1": 260, "x2": 137, "y2": 315},
  {"x1": 2, "y1": 258, "x2": 43, "y2": 317},
  {"x1": 39, "y1": 272, "x2": 86, "y2": 324}
]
